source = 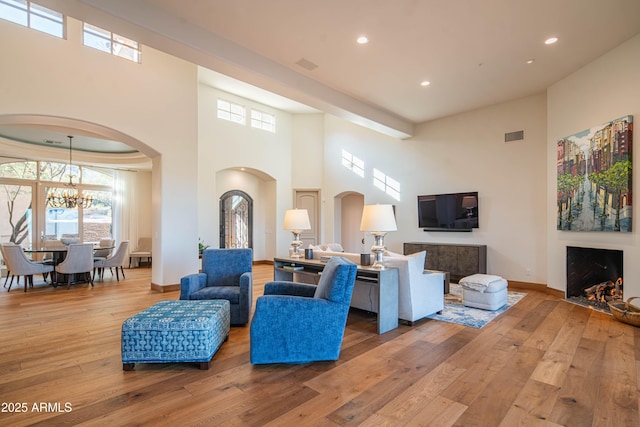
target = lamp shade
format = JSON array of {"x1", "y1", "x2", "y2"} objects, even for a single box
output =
[
  {"x1": 461, "y1": 195, "x2": 477, "y2": 209},
  {"x1": 360, "y1": 204, "x2": 397, "y2": 232},
  {"x1": 283, "y1": 209, "x2": 311, "y2": 231}
]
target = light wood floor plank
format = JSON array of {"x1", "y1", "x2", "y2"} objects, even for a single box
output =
[
  {"x1": 0, "y1": 266, "x2": 638, "y2": 426},
  {"x1": 592, "y1": 317, "x2": 639, "y2": 426}
]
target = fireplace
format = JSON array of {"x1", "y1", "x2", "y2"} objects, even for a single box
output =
[{"x1": 566, "y1": 246, "x2": 623, "y2": 312}]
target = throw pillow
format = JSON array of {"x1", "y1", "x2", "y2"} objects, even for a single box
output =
[
  {"x1": 383, "y1": 250, "x2": 403, "y2": 257},
  {"x1": 314, "y1": 257, "x2": 341, "y2": 300},
  {"x1": 326, "y1": 243, "x2": 345, "y2": 252}
]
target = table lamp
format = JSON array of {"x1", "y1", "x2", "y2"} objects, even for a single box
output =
[
  {"x1": 283, "y1": 209, "x2": 311, "y2": 259},
  {"x1": 360, "y1": 204, "x2": 397, "y2": 268}
]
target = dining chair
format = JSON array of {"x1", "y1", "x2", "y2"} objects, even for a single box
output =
[
  {"x1": 93, "y1": 241, "x2": 129, "y2": 281},
  {"x1": 93, "y1": 238, "x2": 114, "y2": 259},
  {"x1": 55, "y1": 243, "x2": 94, "y2": 289},
  {"x1": 1, "y1": 243, "x2": 12, "y2": 288},
  {"x1": 42, "y1": 239, "x2": 62, "y2": 265},
  {"x1": 2, "y1": 243, "x2": 54, "y2": 292}
]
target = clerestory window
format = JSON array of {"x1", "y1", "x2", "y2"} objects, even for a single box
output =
[
  {"x1": 250, "y1": 109, "x2": 276, "y2": 133},
  {"x1": 217, "y1": 99, "x2": 246, "y2": 125},
  {"x1": 83, "y1": 22, "x2": 140, "y2": 63},
  {"x1": 0, "y1": 0, "x2": 64, "y2": 38}
]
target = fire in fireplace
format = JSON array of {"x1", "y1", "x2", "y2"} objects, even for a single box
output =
[{"x1": 566, "y1": 246, "x2": 623, "y2": 312}]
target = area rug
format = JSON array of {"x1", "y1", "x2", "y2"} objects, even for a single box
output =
[{"x1": 427, "y1": 283, "x2": 527, "y2": 328}]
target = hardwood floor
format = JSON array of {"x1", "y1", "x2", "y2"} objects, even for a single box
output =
[{"x1": 0, "y1": 265, "x2": 638, "y2": 426}]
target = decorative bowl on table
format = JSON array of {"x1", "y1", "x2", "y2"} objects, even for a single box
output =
[{"x1": 60, "y1": 237, "x2": 80, "y2": 245}]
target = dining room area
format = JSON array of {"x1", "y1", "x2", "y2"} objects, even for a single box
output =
[
  {"x1": 0, "y1": 139, "x2": 153, "y2": 292},
  {"x1": 2, "y1": 236, "x2": 132, "y2": 292}
]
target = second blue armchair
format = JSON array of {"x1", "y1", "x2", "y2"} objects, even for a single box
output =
[
  {"x1": 180, "y1": 248, "x2": 253, "y2": 325},
  {"x1": 250, "y1": 256, "x2": 357, "y2": 364}
]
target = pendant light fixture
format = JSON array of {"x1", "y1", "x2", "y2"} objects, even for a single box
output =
[{"x1": 46, "y1": 135, "x2": 94, "y2": 209}]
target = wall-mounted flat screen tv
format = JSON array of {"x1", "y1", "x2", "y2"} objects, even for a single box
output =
[{"x1": 417, "y1": 192, "x2": 479, "y2": 231}]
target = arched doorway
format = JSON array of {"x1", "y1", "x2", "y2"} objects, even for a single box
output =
[
  {"x1": 335, "y1": 191, "x2": 365, "y2": 253},
  {"x1": 219, "y1": 190, "x2": 253, "y2": 249}
]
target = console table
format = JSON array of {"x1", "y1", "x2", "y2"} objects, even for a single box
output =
[{"x1": 273, "y1": 257, "x2": 399, "y2": 334}]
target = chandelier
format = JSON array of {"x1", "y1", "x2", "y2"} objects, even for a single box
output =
[{"x1": 46, "y1": 135, "x2": 94, "y2": 209}]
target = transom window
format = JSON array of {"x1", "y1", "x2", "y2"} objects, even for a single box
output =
[
  {"x1": 217, "y1": 99, "x2": 246, "y2": 125},
  {"x1": 0, "y1": 0, "x2": 64, "y2": 38},
  {"x1": 373, "y1": 168, "x2": 400, "y2": 201},
  {"x1": 250, "y1": 109, "x2": 276, "y2": 132},
  {"x1": 83, "y1": 22, "x2": 140, "y2": 63},
  {"x1": 341, "y1": 150, "x2": 365, "y2": 178},
  {"x1": 0, "y1": 160, "x2": 37, "y2": 179}
]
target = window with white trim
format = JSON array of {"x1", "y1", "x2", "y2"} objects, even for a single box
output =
[
  {"x1": 341, "y1": 150, "x2": 364, "y2": 178},
  {"x1": 373, "y1": 168, "x2": 400, "y2": 200},
  {"x1": 250, "y1": 109, "x2": 275, "y2": 132},
  {"x1": 217, "y1": 99, "x2": 246, "y2": 125},
  {"x1": 83, "y1": 22, "x2": 140, "y2": 63},
  {"x1": 0, "y1": 0, "x2": 63, "y2": 38}
]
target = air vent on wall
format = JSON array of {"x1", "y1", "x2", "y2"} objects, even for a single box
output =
[
  {"x1": 295, "y1": 57, "x2": 318, "y2": 71},
  {"x1": 504, "y1": 130, "x2": 524, "y2": 143}
]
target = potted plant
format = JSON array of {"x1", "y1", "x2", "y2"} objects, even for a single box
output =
[{"x1": 198, "y1": 238, "x2": 209, "y2": 255}]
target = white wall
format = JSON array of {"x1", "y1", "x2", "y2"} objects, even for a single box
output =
[
  {"x1": 197, "y1": 83, "x2": 295, "y2": 259},
  {"x1": 547, "y1": 34, "x2": 640, "y2": 296},
  {"x1": 215, "y1": 169, "x2": 268, "y2": 259},
  {"x1": 292, "y1": 114, "x2": 324, "y2": 188},
  {"x1": 323, "y1": 93, "x2": 548, "y2": 283},
  {"x1": 0, "y1": 17, "x2": 200, "y2": 286},
  {"x1": 6, "y1": 12, "x2": 636, "y2": 290}
]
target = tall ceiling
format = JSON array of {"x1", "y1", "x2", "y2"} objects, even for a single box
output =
[{"x1": 9, "y1": 0, "x2": 640, "y2": 144}]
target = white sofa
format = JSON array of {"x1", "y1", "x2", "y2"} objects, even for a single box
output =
[{"x1": 310, "y1": 247, "x2": 445, "y2": 323}]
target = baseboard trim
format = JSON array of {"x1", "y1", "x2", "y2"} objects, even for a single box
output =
[
  {"x1": 150, "y1": 282, "x2": 179, "y2": 292},
  {"x1": 508, "y1": 280, "x2": 564, "y2": 298},
  {"x1": 253, "y1": 260, "x2": 273, "y2": 265}
]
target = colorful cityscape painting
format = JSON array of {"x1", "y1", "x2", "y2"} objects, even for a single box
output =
[{"x1": 557, "y1": 115, "x2": 633, "y2": 232}]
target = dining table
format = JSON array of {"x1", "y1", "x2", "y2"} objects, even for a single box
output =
[{"x1": 24, "y1": 244, "x2": 114, "y2": 286}]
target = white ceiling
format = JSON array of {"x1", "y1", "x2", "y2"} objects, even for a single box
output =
[
  {"x1": 8, "y1": 0, "x2": 640, "y2": 146},
  {"x1": 147, "y1": 0, "x2": 640, "y2": 125}
]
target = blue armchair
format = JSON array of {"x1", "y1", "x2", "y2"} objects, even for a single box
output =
[
  {"x1": 180, "y1": 248, "x2": 253, "y2": 325},
  {"x1": 250, "y1": 256, "x2": 357, "y2": 364}
]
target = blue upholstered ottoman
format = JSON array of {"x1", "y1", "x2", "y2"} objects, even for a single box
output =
[{"x1": 121, "y1": 300, "x2": 230, "y2": 370}]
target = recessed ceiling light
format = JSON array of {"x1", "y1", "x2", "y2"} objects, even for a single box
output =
[
  {"x1": 545, "y1": 37, "x2": 558, "y2": 45},
  {"x1": 357, "y1": 36, "x2": 368, "y2": 44},
  {"x1": 526, "y1": 59, "x2": 535, "y2": 64},
  {"x1": 420, "y1": 81, "x2": 431, "y2": 87}
]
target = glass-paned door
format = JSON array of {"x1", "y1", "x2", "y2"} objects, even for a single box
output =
[
  {"x1": 0, "y1": 183, "x2": 34, "y2": 247},
  {"x1": 45, "y1": 186, "x2": 78, "y2": 239},
  {"x1": 220, "y1": 190, "x2": 253, "y2": 249},
  {"x1": 82, "y1": 189, "x2": 112, "y2": 242}
]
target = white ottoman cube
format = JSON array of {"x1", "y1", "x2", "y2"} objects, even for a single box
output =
[{"x1": 460, "y1": 274, "x2": 508, "y2": 311}]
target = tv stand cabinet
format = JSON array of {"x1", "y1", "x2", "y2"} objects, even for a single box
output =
[{"x1": 403, "y1": 242, "x2": 487, "y2": 288}]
